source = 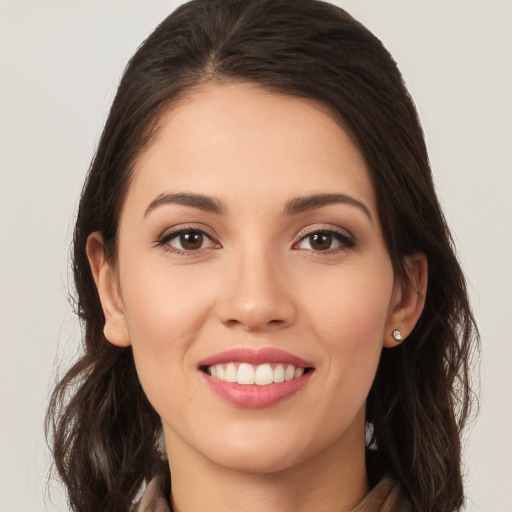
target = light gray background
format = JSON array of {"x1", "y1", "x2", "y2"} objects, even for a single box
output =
[{"x1": 1, "y1": 1, "x2": 510, "y2": 511}]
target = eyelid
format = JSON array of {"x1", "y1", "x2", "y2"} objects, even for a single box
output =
[
  {"x1": 294, "y1": 224, "x2": 354, "y2": 241},
  {"x1": 157, "y1": 222, "x2": 217, "y2": 240},
  {"x1": 156, "y1": 224, "x2": 221, "y2": 255},
  {"x1": 292, "y1": 224, "x2": 355, "y2": 252}
]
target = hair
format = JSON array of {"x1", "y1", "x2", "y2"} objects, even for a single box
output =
[{"x1": 46, "y1": 1, "x2": 479, "y2": 511}]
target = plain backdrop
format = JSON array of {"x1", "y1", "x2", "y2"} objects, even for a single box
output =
[{"x1": 0, "y1": 1, "x2": 510, "y2": 511}]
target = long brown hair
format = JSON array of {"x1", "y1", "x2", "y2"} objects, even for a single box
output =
[{"x1": 46, "y1": 1, "x2": 479, "y2": 510}]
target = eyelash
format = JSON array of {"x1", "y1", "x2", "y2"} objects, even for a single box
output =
[
  {"x1": 156, "y1": 226, "x2": 220, "y2": 257},
  {"x1": 156, "y1": 226, "x2": 355, "y2": 256},
  {"x1": 293, "y1": 227, "x2": 355, "y2": 254}
]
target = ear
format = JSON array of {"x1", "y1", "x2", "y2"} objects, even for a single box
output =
[
  {"x1": 86, "y1": 232, "x2": 131, "y2": 347},
  {"x1": 384, "y1": 253, "x2": 428, "y2": 348}
]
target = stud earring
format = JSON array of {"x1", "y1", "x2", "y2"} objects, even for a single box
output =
[{"x1": 392, "y1": 329, "x2": 403, "y2": 342}]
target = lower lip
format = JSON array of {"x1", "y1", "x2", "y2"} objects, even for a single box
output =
[{"x1": 201, "y1": 372, "x2": 313, "y2": 409}]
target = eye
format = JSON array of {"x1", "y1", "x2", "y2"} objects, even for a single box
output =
[
  {"x1": 158, "y1": 228, "x2": 218, "y2": 253},
  {"x1": 295, "y1": 229, "x2": 354, "y2": 252}
]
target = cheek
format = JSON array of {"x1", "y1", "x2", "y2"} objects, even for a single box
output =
[
  {"x1": 301, "y1": 261, "x2": 394, "y2": 395},
  {"x1": 124, "y1": 272, "x2": 208, "y2": 345},
  {"x1": 118, "y1": 259, "x2": 216, "y2": 408}
]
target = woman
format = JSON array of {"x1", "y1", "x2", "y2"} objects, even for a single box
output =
[{"x1": 46, "y1": 0, "x2": 478, "y2": 511}]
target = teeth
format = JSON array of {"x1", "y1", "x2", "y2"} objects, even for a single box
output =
[
  {"x1": 255, "y1": 363, "x2": 274, "y2": 385},
  {"x1": 284, "y1": 365, "x2": 295, "y2": 381},
  {"x1": 274, "y1": 364, "x2": 285, "y2": 383},
  {"x1": 206, "y1": 362, "x2": 308, "y2": 385},
  {"x1": 225, "y1": 363, "x2": 237, "y2": 383},
  {"x1": 237, "y1": 363, "x2": 255, "y2": 384}
]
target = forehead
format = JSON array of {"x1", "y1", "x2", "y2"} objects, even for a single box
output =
[{"x1": 125, "y1": 83, "x2": 377, "y2": 218}]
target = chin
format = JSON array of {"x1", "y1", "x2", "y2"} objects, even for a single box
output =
[
  {"x1": 194, "y1": 420, "x2": 326, "y2": 475},
  {"x1": 208, "y1": 442, "x2": 308, "y2": 475}
]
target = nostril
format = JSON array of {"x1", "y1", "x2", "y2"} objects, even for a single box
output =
[{"x1": 224, "y1": 318, "x2": 283, "y2": 329}]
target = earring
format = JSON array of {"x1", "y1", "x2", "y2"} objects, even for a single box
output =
[{"x1": 392, "y1": 329, "x2": 403, "y2": 342}]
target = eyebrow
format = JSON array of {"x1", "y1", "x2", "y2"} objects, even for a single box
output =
[
  {"x1": 144, "y1": 192, "x2": 225, "y2": 216},
  {"x1": 283, "y1": 193, "x2": 373, "y2": 222},
  {"x1": 144, "y1": 191, "x2": 372, "y2": 222}
]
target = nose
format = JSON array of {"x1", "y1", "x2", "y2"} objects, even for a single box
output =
[{"x1": 215, "y1": 247, "x2": 297, "y2": 332}]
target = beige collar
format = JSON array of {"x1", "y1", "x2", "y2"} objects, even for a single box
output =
[{"x1": 134, "y1": 473, "x2": 410, "y2": 512}]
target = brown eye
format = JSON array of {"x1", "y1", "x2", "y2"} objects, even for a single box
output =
[
  {"x1": 180, "y1": 231, "x2": 204, "y2": 251},
  {"x1": 296, "y1": 230, "x2": 354, "y2": 252},
  {"x1": 161, "y1": 229, "x2": 216, "y2": 253},
  {"x1": 308, "y1": 233, "x2": 333, "y2": 251}
]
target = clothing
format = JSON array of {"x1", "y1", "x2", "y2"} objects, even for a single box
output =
[{"x1": 134, "y1": 472, "x2": 411, "y2": 512}]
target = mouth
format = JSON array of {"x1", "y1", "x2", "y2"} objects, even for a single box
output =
[
  {"x1": 199, "y1": 362, "x2": 313, "y2": 386},
  {"x1": 198, "y1": 348, "x2": 315, "y2": 408}
]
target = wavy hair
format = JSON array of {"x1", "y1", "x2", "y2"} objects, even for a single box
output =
[{"x1": 46, "y1": 1, "x2": 479, "y2": 511}]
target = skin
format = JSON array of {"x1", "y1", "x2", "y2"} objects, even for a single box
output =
[{"x1": 87, "y1": 83, "x2": 427, "y2": 512}]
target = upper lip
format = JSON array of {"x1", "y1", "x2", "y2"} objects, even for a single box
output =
[{"x1": 198, "y1": 347, "x2": 314, "y2": 369}]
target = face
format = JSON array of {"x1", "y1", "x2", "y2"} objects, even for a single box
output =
[{"x1": 91, "y1": 83, "x2": 413, "y2": 475}]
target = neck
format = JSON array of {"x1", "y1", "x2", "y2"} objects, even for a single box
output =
[{"x1": 164, "y1": 424, "x2": 369, "y2": 512}]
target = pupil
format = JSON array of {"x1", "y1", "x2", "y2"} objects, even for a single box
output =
[
  {"x1": 311, "y1": 233, "x2": 331, "y2": 250},
  {"x1": 181, "y1": 232, "x2": 203, "y2": 250}
]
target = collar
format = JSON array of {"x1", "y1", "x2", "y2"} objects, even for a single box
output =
[{"x1": 133, "y1": 473, "x2": 410, "y2": 512}]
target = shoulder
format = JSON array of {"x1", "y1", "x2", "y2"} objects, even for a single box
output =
[
  {"x1": 350, "y1": 476, "x2": 412, "y2": 512},
  {"x1": 132, "y1": 471, "x2": 172, "y2": 512}
]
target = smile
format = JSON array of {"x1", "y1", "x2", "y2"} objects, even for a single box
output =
[
  {"x1": 204, "y1": 362, "x2": 308, "y2": 385},
  {"x1": 198, "y1": 348, "x2": 315, "y2": 408}
]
